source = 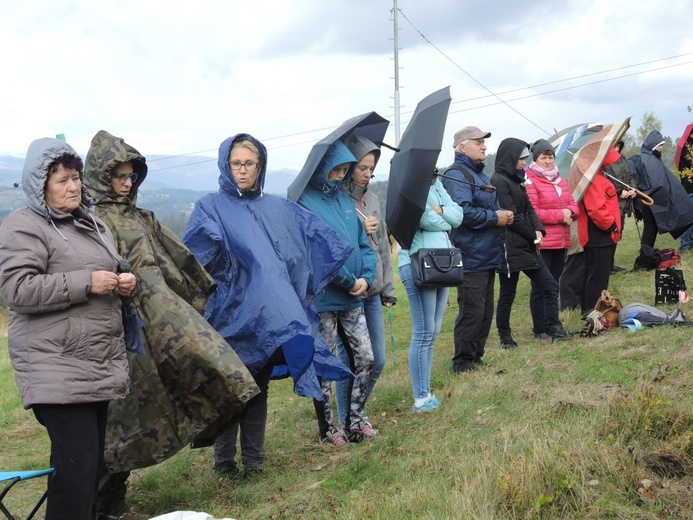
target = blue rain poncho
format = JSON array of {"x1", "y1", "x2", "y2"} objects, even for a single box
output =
[{"x1": 184, "y1": 134, "x2": 354, "y2": 399}]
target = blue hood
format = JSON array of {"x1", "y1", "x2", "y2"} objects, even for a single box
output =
[
  {"x1": 308, "y1": 140, "x2": 357, "y2": 196},
  {"x1": 217, "y1": 134, "x2": 268, "y2": 198}
]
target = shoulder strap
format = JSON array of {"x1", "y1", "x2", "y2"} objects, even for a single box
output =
[{"x1": 444, "y1": 165, "x2": 476, "y2": 194}]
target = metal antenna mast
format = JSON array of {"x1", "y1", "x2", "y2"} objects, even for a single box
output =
[{"x1": 390, "y1": 0, "x2": 402, "y2": 146}]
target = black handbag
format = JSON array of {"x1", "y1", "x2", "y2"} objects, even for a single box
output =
[{"x1": 410, "y1": 248, "x2": 464, "y2": 288}]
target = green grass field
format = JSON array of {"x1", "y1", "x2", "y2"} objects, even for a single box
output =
[{"x1": 1, "y1": 222, "x2": 691, "y2": 519}]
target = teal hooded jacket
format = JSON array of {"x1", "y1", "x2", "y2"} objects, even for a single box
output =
[{"x1": 297, "y1": 141, "x2": 377, "y2": 311}]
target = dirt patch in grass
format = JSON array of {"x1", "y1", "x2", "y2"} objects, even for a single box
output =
[{"x1": 548, "y1": 382, "x2": 624, "y2": 412}]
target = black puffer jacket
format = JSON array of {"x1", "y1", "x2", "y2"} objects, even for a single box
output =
[{"x1": 491, "y1": 138, "x2": 545, "y2": 274}]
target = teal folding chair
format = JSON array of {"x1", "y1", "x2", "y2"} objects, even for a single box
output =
[{"x1": 0, "y1": 468, "x2": 53, "y2": 520}]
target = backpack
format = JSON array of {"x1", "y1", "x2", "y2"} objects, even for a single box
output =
[
  {"x1": 618, "y1": 303, "x2": 686, "y2": 330},
  {"x1": 633, "y1": 244, "x2": 680, "y2": 271}
]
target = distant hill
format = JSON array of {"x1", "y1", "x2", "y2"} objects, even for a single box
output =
[
  {"x1": 0, "y1": 153, "x2": 301, "y2": 237},
  {"x1": 0, "y1": 153, "x2": 299, "y2": 196}
]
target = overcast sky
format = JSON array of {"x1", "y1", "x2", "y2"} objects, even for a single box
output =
[{"x1": 1, "y1": 0, "x2": 692, "y2": 175}]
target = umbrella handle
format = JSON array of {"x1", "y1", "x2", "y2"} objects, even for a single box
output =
[
  {"x1": 438, "y1": 173, "x2": 496, "y2": 193},
  {"x1": 603, "y1": 172, "x2": 654, "y2": 206}
]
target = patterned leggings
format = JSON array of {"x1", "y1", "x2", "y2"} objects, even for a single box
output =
[{"x1": 315, "y1": 308, "x2": 374, "y2": 434}]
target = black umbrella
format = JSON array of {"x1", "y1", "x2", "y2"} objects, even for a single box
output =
[
  {"x1": 386, "y1": 86, "x2": 452, "y2": 249},
  {"x1": 287, "y1": 112, "x2": 389, "y2": 202}
]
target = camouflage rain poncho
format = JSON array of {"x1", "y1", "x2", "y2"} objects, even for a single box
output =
[{"x1": 85, "y1": 130, "x2": 259, "y2": 472}]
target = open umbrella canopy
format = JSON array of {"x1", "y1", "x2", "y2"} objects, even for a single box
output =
[
  {"x1": 548, "y1": 123, "x2": 605, "y2": 177},
  {"x1": 674, "y1": 122, "x2": 693, "y2": 172},
  {"x1": 385, "y1": 86, "x2": 451, "y2": 249},
  {"x1": 566, "y1": 117, "x2": 631, "y2": 202},
  {"x1": 287, "y1": 112, "x2": 389, "y2": 202}
]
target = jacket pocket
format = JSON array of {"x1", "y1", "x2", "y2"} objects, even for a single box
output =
[{"x1": 63, "y1": 314, "x2": 90, "y2": 358}]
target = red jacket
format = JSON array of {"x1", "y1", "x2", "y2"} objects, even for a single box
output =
[
  {"x1": 525, "y1": 170, "x2": 579, "y2": 250},
  {"x1": 578, "y1": 173, "x2": 622, "y2": 247}
]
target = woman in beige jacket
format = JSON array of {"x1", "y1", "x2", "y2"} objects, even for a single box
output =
[{"x1": 0, "y1": 138, "x2": 135, "y2": 520}]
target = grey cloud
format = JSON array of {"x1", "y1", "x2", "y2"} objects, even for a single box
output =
[{"x1": 254, "y1": 0, "x2": 573, "y2": 58}]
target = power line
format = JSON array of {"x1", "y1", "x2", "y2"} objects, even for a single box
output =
[
  {"x1": 397, "y1": 7, "x2": 550, "y2": 135},
  {"x1": 139, "y1": 38, "x2": 691, "y2": 172},
  {"x1": 450, "y1": 53, "x2": 693, "y2": 106},
  {"x1": 448, "y1": 61, "x2": 692, "y2": 114}
]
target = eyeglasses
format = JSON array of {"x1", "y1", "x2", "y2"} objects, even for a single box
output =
[
  {"x1": 229, "y1": 161, "x2": 259, "y2": 172},
  {"x1": 111, "y1": 172, "x2": 138, "y2": 183}
]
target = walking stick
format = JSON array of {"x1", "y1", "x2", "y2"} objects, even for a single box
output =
[{"x1": 387, "y1": 307, "x2": 398, "y2": 366}]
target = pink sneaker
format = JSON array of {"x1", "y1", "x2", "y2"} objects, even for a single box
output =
[
  {"x1": 347, "y1": 420, "x2": 378, "y2": 443},
  {"x1": 321, "y1": 427, "x2": 350, "y2": 447}
]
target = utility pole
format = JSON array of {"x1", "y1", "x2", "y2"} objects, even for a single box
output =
[{"x1": 390, "y1": 0, "x2": 402, "y2": 146}]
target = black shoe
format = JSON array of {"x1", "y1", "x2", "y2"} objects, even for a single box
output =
[
  {"x1": 499, "y1": 333, "x2": 518, "y2": 349},
  {"x1": 241, "y1": 467, "x2": 264, "y2": 480},
  {"x1": 214, "y1": 462, "x2": 240, "y2": 480},
  {"x1": 453, "y1": 362, "x2": 477, "y2": 373},
  {"x1": 97, "y1": 499, "x2": 131, "y2": 519},
  {"x1": 532, "y1": 332, "x2": 550, "y2": 340},
  {"x1": 548, "y1": 324, "x2": 572, "y2": 342},
  {"x1": 612, "y1": 265, "x2": 626, "y2": 273}
]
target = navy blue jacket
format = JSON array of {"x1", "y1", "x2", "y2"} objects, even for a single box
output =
[{"x1": 442, "y1": 153, "x2": 503, "y2": 273}]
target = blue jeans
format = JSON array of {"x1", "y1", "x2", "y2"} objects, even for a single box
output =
[
  {"x1": 400, "y1": 263, "x2": 449, "y2": 400},
  {"x1": 335, "y1": 294, "x2": 385, "y2": 424},
  {"x1": 680, "y1": 194, "x2": 693, "y2": 251}
]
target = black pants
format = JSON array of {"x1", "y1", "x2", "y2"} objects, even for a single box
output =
[
  {"x1": 498, "y1": 264, "x2": 561, "y2": 337},
  {"x1": 560, "y1": 251, "x2": 585, "y2": 311},
  {"x1": 581, "y1": 244, "x2": 616, "y2": 314},
  {"x1": 453, "y1": 270, "x2": 495, "y2": 370},
  {"x1": 530, "y1": 249, "x2": 566, "y2": 332},
  {"x1": 32, "y1": 401, "x2": 109, "y2": 520},
  {"x1": 640, "y1": 204, "x2": 658, "y2": 248},
  {"x1": 213, "y1": 347, "x2": 286, "y2": 472}
]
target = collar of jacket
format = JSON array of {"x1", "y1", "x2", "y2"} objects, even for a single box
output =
[{"x1": 454, "y1": 152, "x2": 485, "y2": 174}]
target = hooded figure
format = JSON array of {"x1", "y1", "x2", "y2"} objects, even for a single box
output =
[
  {"x1": 183, "y1": 134, "x2": 353, "y2": 396},
  {"x1": 184, "y1": 133, "x2": 354, "y2": 473},
  {"x1": 341, "y1": 135, "x2": 396, "y2": 304},
  {"x1": 492, "y1": 138, "x2": 545, "y2": 274},
  {"x1": 297, "y1": 140, "x2": 377, "y2": 309},
  {"x1": 491, "y1": 138, "x2": 570, "y2": 346},
  {"x1": 296, "y1": 140, "x2": 379, "y2": 445},
  {"x1": 84, "y1": 130, "x2": 260, "y2": 475},
  {"x1": 630, "y1": 129, "x2": 693, "y2": 240},
  {"x1": 334, "y1": 135, "x2": 396, "y2": 425},
  {"x1": 0, "y1": 138, "x2": 134, "y2": 519}
]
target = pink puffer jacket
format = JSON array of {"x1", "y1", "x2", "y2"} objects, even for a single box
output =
[{"x1": 525, "y1": 169, "x2": 580, "y2": 250}]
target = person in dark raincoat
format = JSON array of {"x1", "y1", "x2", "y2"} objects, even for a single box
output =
[
  {"x1": 84, "y1": 130, "x2": 260, "y2": 516},
  {"x1": 183, "y1": 134, "x2": 353, "y2": 478},
  {"x1": 630, "y1": 129, "x2": 693, "y2": 267},
  {"x1": 491, "y1": 138, "x2": 571, "y2": 348},
  {"x1": 296, "y1": 140, "x2": 378, "y2": 446}
]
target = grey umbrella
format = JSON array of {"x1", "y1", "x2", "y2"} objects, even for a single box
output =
[{"x1": 287, "y1": 112, "x2": 389, "y2": 202}]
